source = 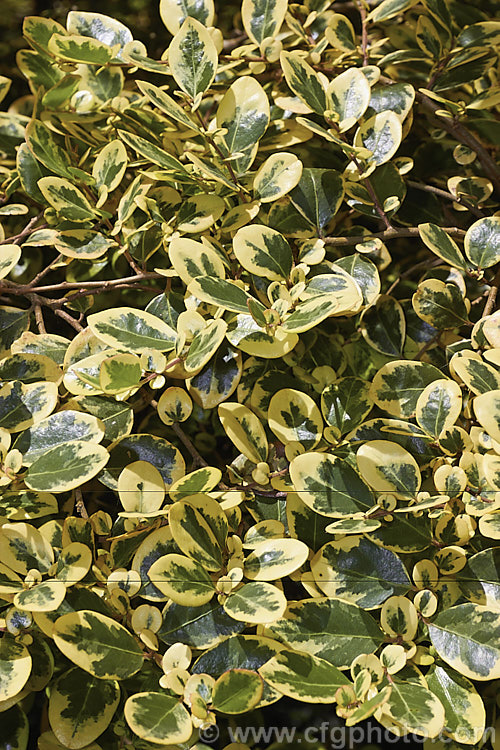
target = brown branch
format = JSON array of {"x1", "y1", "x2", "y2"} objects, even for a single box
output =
[
  {"x1": 33, "y1": 303, "x2": 46, "y2": 334},
  {"x1": 324, "y1": 226, "x2": 466, "y2": 246},
  {"x1": 4, "y1": 271, "x2": 164, "y2": 295},
  {"x1": 54, "y1": 308, "x2": 84, "y2": 331},
  {"x1": 26, "y1": 254, "x2": 63, "y2": 289},
  {"x1": 406, "y1": 180, "x2": 485, "y2": 219},
  {"x1": 171, "y1": 422, "x2": 209, "y2": 468},
  {"x1": 386, "y1": 258, "x2": 442, "y2": 295},
  {"x1": 357, "y1": 0, "x2": 369, "y2": 65},
  {"x1": 417, "y1": 92, "x2": 500, "y2": 198},
  {"x1": 0, "y1": 213, "x2": 45, "y2": 246},
  {"x1": 482, "y1": 266, "x2": 500, "y2": 318}
]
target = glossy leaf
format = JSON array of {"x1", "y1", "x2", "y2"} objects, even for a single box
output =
[{"x1": 53, "y1": 610, "x2": 144, "y2": 680}]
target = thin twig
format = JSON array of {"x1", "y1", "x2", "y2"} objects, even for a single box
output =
[
  {"x1": 417, "y1": 92, "x2": 500, "y2": 197},
  {"x1": 406, "y1": 180, "x2": 485, "y2": 219},
  {"x1": 0, "y1": 213, "x2": 45, "y2": 246},
  {"x1": 54, "y1": 308, "x2": 84, "y2": 331},
  {"x1": 324, "y1": 226, "x2": 466, "y2": 246},
  {"x1": 482, "y1": 267, "x2": 500, "y2": 317},
  {"x1": 171, "y1": 422, "x2": 209, "y2": 468},
  {"x1": 386, "y1": 258, "x2": 442, "y2": 295},
  {"x1": 26, "y1": 254, "x2": 63, "y2": 289},
  {"x1": 4, "y1": 271, "x2": 164, "y2": 295},
  {"x1": 33, "y1": 303, "x2": 46, "y2": 334},
  {"x1": 356, "y1": 0, "x2": 369, "y2": 65}
]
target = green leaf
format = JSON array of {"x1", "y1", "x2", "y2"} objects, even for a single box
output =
[
  {"x1": 321, "y1": 377, "x2": 372, "y2": 436},
  {"x1": 0, "y1": 638, "x2": 32, "y2": 701},
  {"x1": 223, "y1": 582, "x2": 287, "y2": 624},
  {"x1": 187, "y1": 342, "x2": 242, "y2": 410},
  {"x1": 137, "y1": 80, "x2": 202, "y2": 132},
  {"x1": 415, "y1": 378, "x2": 462, "y2": 437},
  {"x1": 169, "y1": 500, "x2": 222, "y2": 570},
  {"x1": 168, "y1": 17, "x2": 218, "y2": 102},
  {"x1": 54, "y1": 229, "x2": 117, "y2": 259},
  {"x1": 241, "y1": 0, "x2": 287, "y2": 44},
  {"x1": 458, "y1": 547, "x2": 500, "y2": 609},
  {"x1": 289, "y1": 451, "x2": 373, "y2": 517},
  {"x1": 382, "y1": 681, "x2": 445, "y2": 738},
  {"x1": 253, "y1": 152, "x2": 303, "y2": 203},
  {"x1": 99, "y1": 353, "x2": 142, "y2": 394},
  {"x1": 367, "y1": 0, "x2": 418, "y2": 22},
  {"x1": 311, "y1": 536, "x2": 411, "y2": 608},
  {"x1": 92, "y1": 140, "x2": 128, "y2": 194},
  {"x1": 67, "y1": 10, "x2": 133, "y2": 55},
  {"x1": 268, "y1": 388, "x2": 323, "y2": 449},
  {"x1": 88, "y1": 307, "x2": 176, "y2": 353},
  {"x1": 244, "y1": 538, "x2": 309, "y2": 581},
  {"x1": 266, "y1": 597, "x2": 384, "y2": 669},
  {"x1": 426, "y1": 664, "x2": 486, "y2": 744},
  {"x1": 328, "y1": 68, "x2": 371, "y2": 131},
  {"x1": 0, "y1": 521, "x2": 54, "y2": 575},
  {"x1": 288, "y1": 168, "x2": 344, "y2": 233},
  {"x1": 413, "y1": 279, "x2": 469, "y2": 329},
  {"x1": 100, "y1": 433, "x2": 185, "y2": 490},
  {"x1": 259, "y1": 650, "x2": 348, "y2": 703},
  {"x1": 148, "y1": 553, "x2": 215, "y2": 605},
  {"x1": 192, "y1": 634, "x2": 281, "y2": 705},
  {"x1": 360, "y1": 294, "x2": 405, "y2": 356},
  {"x1": 158, "y1": 600, "x2": 244, "y2": 649},
  {"x1": 0, "y1": 380, "x2": 58, "y2": 432},
  {"x1": 212, "y1": 669, "x2": 264, "y2": 714},
  {"x1": 286, "y1": 492, "x2": 331, "y2": 552},
  {"x1": 48, "y1": 667, "x2": 120, "y2": 750},
  {"x1": 464, "y1": 215, "x2": 500, "y2": 268},
  {"x1": 37, "y1": 178, "x2": 97, "y2": 223},
  {"x1": 73, "y1": 395, "x2": 133, "y2": 443},
  {"x1": 0, "y1": 491, "x2": 58, "y2": 522},
  {"x1": 280, "y1": 51, "x2": 327, "y2": 115},
  {"x1": 0, "y1": 244, "x2": 21, "y2": 280},
  {"x1": 14, "y1": 580, "x2": 67, "y2": 613},
  {"x1": 281, "y1": 296, "x2": 340, "y2": 334},
  {"x1": 1, "y1": 706, "x2": 29, "y2": 750},
  {"x1": 25, "y1": 440, "x2": 109, "y2": 493},
  {"x1": 188, "y1": 276, "x2": 257, "y2": 314},
  {"x1": 325, "y1": 14, "x2": 357, "y2": 51},
  {"x1": 118, "y1": 130, "x2": 188, "y2": 174},
  {"x1": 216, "y1": 76, "x2": 270, "y2": 174},
  {"x1": 159, "y1": 0, "x2": 215, "y2": 34},
  {"x1": 185, "y1": 319, "x2": 227, "y2": 374},
  {"x1": 233, "y1": 225, "x2": 293, "y2": 281},
  {"x1": 14, "y1": 410, "x2": 104, "y2": 466},
  {"x1": 369, "y1": 83, "x2": 415, "y2": 122},
  {"x1": 16, "y1": 50, "x2": 63, "y2": 93},
  {"x1": 0, "y1": 306, "x2": 30, "y2": 354},
  {"x1": 177, "y1": 193, "x2": 225, "y2": 232},
  {"x1": 218, "y1": 402, "x2": 268, "y2": 462},
  {"x1": 169, "y1": 237, "x2": 226, "y2": 285},
  {"x1": 169, "y1": 466, "x2": 222, "y2": 500},
  {"x1": 370, "y1": 360, "x2": 442, "y2": 418},
  {"x1": 53, "y1": 610, "x2": 143, "y2": 680},
  {"x1": 124, "y1": 692, "x2": 192, "y2": 744},
  {"x1": 48, "y1": 33, "x2": 115, "y2": 65},
  {"x1": 428, "y1": 603, "x2": 500, "y2": 680},
  {"x1": 356, "y1": 439, "x2": 421, "y2": 497},
  {"x1": 418, "y1": 222, "x2": 468, "y2": 270},
  {"x1": 355, "y1": 111, "x2": 402, "y2": 165}
]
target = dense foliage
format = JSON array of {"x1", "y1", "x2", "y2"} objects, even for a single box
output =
[{"x1": 0, "y1": 0, "x2": 499, "y2": 748}]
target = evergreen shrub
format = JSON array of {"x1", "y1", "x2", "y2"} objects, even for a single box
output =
[{"x1": 0, "y1": 0, "x2": 499, "y2": 747}]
